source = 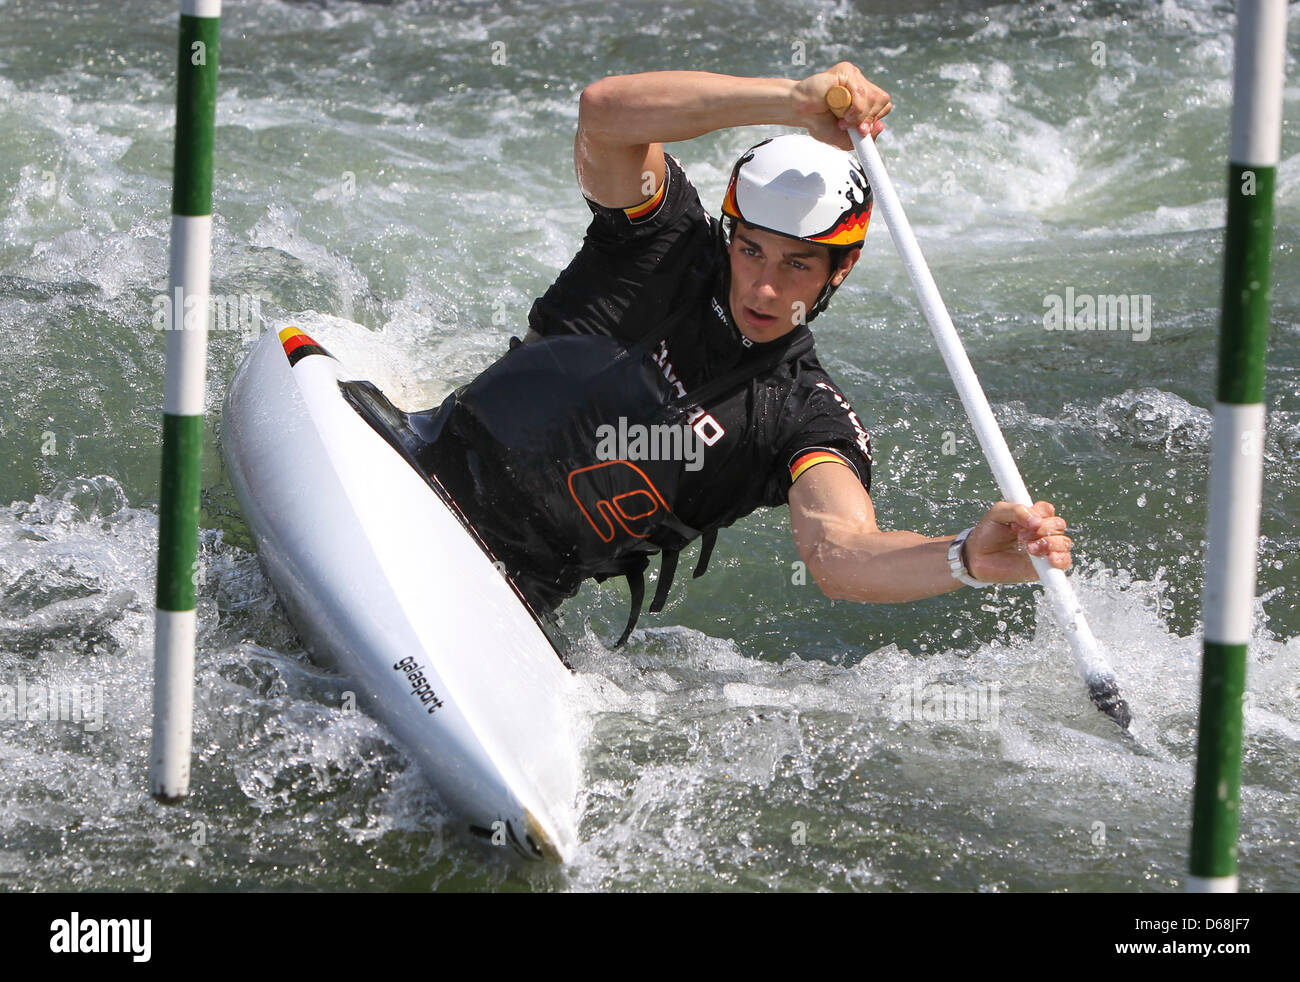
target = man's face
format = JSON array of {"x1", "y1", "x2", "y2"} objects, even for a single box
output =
[{"x1": 726, "y1": 223, "x2": 858, "y2": 343}]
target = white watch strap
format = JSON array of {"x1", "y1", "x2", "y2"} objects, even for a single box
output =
[{"x1": 948, "y1": 526, "x2": 992, "y2": 588}]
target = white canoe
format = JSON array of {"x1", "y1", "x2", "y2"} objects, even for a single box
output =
[{"x1": 221, "y1": 325, "x2": 581, "y2": 862}]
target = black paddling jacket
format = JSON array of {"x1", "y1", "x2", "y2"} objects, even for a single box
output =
[{"x1": 424, "y1": 152, "x2": 874, "y2": 640}]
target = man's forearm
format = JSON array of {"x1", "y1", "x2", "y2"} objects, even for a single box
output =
[
  {"x1": 578, "y1": 72, "x2": 801, "y2": 147},
  {"x1": 808, "y1": 528, "x2": 964, "y2": 603}
]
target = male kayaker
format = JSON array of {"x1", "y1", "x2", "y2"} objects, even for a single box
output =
[{"x1": 422, "y1": 63, "x2": 1074, "y2": 643}]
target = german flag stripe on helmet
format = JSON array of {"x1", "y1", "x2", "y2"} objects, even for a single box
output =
[
  {"x1": 721, "y1": 175, "x2": 741, "y2": 220},
  {"x1": 806, "y1": 200, "x2": 873, "y2": 245},
  {"x1": 722, "y1": 180, "x2": 870, "y2": 246},
  {"x1": 278, "y1": 326, "x2": 332, "y2": 366}
]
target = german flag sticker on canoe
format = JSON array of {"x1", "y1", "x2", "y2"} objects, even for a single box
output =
[{"x1": 279, "y1": 326, "x2": 333, "y2": 366}]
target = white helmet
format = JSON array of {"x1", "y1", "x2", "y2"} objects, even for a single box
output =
[{"x1": 721, "y1": 134, "x2": 872, "y2": 247}]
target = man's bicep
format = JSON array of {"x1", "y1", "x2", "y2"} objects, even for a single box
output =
[
  {"x1": 573, "y1": 113, "x2": 666, "y2": 210},
  {"x1": 788, "y1": 460, "x2": 879, "y2": 566}
]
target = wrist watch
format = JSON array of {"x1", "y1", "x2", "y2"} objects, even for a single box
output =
[{"x1": 947, "y1": 526, "x2": 992, "y2": 588}]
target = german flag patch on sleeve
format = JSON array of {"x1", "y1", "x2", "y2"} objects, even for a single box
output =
[
  {"x1": 621, "y1": 156, "x2": 673, "y2": 225},
  {"x1": 789, "y1": 447, "x2": 856, "y2": 485}
]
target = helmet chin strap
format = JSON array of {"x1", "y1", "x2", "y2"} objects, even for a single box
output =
[
  {"x1": 807, "y1": 268, "x2": 842, "y2": 323},
  {"x1": 710, "y1": 223, "x2": 753, "y2": 347}
]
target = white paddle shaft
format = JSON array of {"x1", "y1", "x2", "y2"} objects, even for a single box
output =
[{"x1": 833, "y1": 97, "x2": 1118, "y2": 688}]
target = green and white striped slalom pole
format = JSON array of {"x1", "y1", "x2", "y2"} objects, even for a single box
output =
[
  {"x1": 151, "y1": 0, "x2": 220, "y2": 802},
  {"x1": 1189, "y1": 0, "x2": 1285, "y2": 893}
]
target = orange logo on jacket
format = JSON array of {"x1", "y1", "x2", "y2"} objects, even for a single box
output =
[{"x1": 567, "y1": 460, "x2": 670, "y2": 542}]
